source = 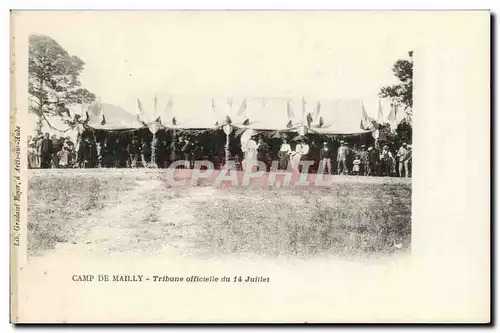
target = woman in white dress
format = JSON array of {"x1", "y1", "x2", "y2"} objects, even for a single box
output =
[
  {"x1": 27, "y1": 135, "x2": 38, "y2": 169},
  {"x1": 290, "y1": 138, "x2": 309, "y2": 173},
  {"x1": 58, "y1": 138, "x2": 72, "y2": 168},
  {"x1": 242, "y1": 135, "x2": 259, "y2": 172}
]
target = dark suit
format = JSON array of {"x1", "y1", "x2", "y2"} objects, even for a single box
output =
[
  {"x1": 319, "y1": 147, "x2": 332, "y2": 174},
  {"x1": 367, "y1": 149, "x2": 379, "y2": 176},
  {"x1": 40, "y1": 138, "x2": 52, "y2": 168}
]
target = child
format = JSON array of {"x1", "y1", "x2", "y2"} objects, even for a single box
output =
[{"x1": 352, "y1": 155, "x2": 361, "y2": 175}]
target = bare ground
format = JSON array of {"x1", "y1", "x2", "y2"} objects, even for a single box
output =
[{"x1": 27, "y1": 169, "x2": 411, "y2": 262}]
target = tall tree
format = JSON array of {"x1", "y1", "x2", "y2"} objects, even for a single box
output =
[
  {"x1": 379, "y1": 50, "x2": 413, "y2": 109},
  {"x1": 28, "y1": 35, "x2": 95, "y2": 132}
]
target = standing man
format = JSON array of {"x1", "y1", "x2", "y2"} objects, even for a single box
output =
[
  {"x1": 79, "y1": 137, "x2": 92, "y2": 168},
  {"x1": 127, "y1": 136, "x2": 141, "y2": 168},
  {"x1": 359, "y1": 145, "x2": 369, "y2": 176},
  {"x1": 40, "y1": 133, "x2": 52, "y2": 169},
  {"x1": 167, "y1": 135, "x2": 176, "y2": 167},
  {"x1": 257, "y1": 137, "x2": 270, "y2": 171},
  {"x1": 88, "y1": 137, "x2": 98, "y2": 168},
  {"x1": 397, "y1": 142, "x2": 411, "y2": 178},
  {"x1": 278, "y1": 137, "x2": 291, "y2": 170},
  {"x1": 51, "y1": 135, "x2": 62, "y2": 168},
  {"x1": 175, "y1": 136, "x2": 184, "y2": 168},
  {"x1": 367, "y1": 146, "x2": 379, "y2": 176},
  {"x1": 319, "y1": 141, "x2": 332, "y2": 175},
  {"x1": 406, "y1": 144, "x2": 412, "y2": 178},
  {"x1": 380, "y1": 145, "x2": 394, "y2": 177},
  {"x1": 337, "y1": 140, "x2": 348, "y2": 175},
  {"x1": 181, "y1": 136, "x2": 193, "y2": 169}
]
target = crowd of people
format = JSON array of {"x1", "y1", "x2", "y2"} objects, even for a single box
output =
[
  {"x1": 243, "y1": 136, "x2": 412, "y2": 178},
  {"x1": 27, "y1": 130, "x2": 412, "y2": 178}
]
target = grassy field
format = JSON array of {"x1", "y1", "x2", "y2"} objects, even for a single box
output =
[
  {"x1": 193, "y1": 184, "x2": 411, "y2": 259},
  {"x1": 27, "y1": 173, "x2": 139, "y2": 256},
  {"x1": 27, "y1": 170, "x2": 411, "y2": 259}
]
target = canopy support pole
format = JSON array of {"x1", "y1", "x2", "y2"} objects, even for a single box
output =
[
  {"x1": 222, "y1": 124, "x2": 232, "y2": 169},
  {"x1": 224, "y1": 132, "x2": 230, "y2": 168},
  {"x1": 150, "y1": 132, "x2": 157, "y2": 168},
  {"x1": 172, "y1": 128, "x2": 177, "y2": 166}
]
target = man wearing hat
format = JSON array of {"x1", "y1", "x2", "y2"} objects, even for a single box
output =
[
  {"x1": 379, "y1": 144, "x2": 393, "y2": 176},
  {"x1": 336, "y1": 140, "x2": 349, "y2": 175},
  {"x1": 359, "y1": 145, "x2": 369, "y2": 176},
  {"x1": 257, "y1": 137, "x2": 270, "y2": 172},
  {"x1": 40, "y1": 132, "x2": 52, "y2": 169},
  {"x1": 127, "y1": 135, "x2": 142, "y2": 168},
  {"x1": 367, "y1": 146, "x2": 379, "y2": 176},
  {"x1": 278, "y1": 137, "x2": 291, "y2": 170},
  {"x1": 319, "y1": 141, "x2": 332, "y2": 175},
  {"x1": 397, "y1": 142, "x2": 411, "y2": 178}
]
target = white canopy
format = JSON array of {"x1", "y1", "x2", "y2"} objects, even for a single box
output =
[{"x1": 88, "y1": 95, "x2": 379, "y2": 135}]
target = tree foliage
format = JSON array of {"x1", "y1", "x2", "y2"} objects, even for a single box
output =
[
  {"x1": 385, "y1": 121, "x2": 413, "y2": 148},
  {"x1": 379, "y1": 51, "x2": 413, "y2": 108},
  {"x1": 28, "y1": 35, "x2": 95, "y2": 125}
]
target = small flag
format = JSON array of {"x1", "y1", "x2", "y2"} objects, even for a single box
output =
[
  {"x1": 163, "y1": 97, "x2": 174, "y2": 115},
  {"x1": 286, "y1": 100, "x2": 295, "y2": 120},
  {"x1": 137, "y1": 98, "x2": 145, "y2": 116},
  {"x1": 242, "y1": 118, "x2": 250, "y2": 126},
  {"x1": 225, "y1": 115, "x2": 232, "y2": 125},
  {"x1": 387, "y1": 103, "x2": 397, "y2": 123},
  {"x1": 286, "y1": 120, "x2": 293, "y2": 128},
  {"x1": 312, "y1": 101, "x2": 320, "y2": 122},
  {"x1": 360, "y1": 102, "x2": 373, "y2": 130},
  {"x1": 87, "y1": 100, "x2": 102, "y2": 117},
  {"x1": 212, "y1": 98, "x2": 217, "y2": 112},
  {"x1": 172, "y1": 116, "x2": 177, "y2": 126},
  {"x1": 318, "y1": 116, "x2": 324, "y2": 128},
  {"x1": 377, "y1": 98, "x2": 384, "y2": 124},
  {"x1": 237, "y1": 98, "x2": 247, "y2": 116},
  {"x1": 101, "y1": 114, "x2": 106, "y2": 126}
]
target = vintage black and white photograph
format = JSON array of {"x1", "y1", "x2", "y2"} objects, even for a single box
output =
[
  {"x1": 24, "y1": 12, "x2": 413, "y2": 261},
  {"x1": 11, "y1": 10, "x2": 490, "y2": 324}
]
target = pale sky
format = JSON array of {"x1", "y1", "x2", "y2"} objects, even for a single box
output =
[{"x1": 17, "y1": 11, "x2": 418, "y2": 120}]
